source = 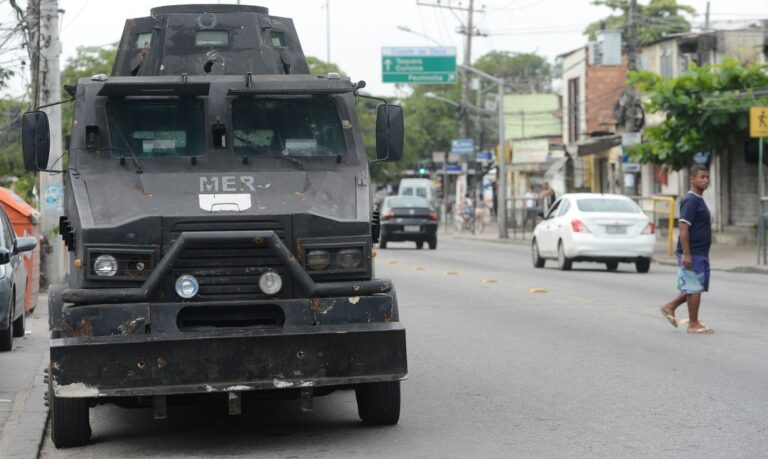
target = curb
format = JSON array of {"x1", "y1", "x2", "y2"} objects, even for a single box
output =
[
  {"x1": 447, "y1": 233, "x2": 768, "y2": 275},
  {"x1": 6, "y1": 352, "x2": 50, "y2": 459},
  {"x1": 654, "y1": 258, "x2": 768, "y2": 275}
]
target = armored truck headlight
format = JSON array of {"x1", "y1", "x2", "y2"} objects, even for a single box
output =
[
  {"x1": 306, "y1": 250, "x2": 331, "y2": 271},
  {"x1": 336, "y1": 248, "x2": 363, "y2": 269},
  {"x1": 175, "y1": 274, "x2": 199, "y2": 299},
  {"x1": 94, "y1": 254, "x2": 118, "y2": 277},
  {"x1": 258, "y1": 272, "x2": 282, "y2": 295}
]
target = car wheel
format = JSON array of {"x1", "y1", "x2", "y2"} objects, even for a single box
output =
[
  {"x1": 557, "y1": 241, "x2": 573, "y2": 271},
  {"x1": 49, "y1": 371, "x2": 92, "y2": 448},
  {"x1": 532, "y1": 240, "x2": 545, "y2": 268},
  {"x1": 636, "y1": 257, "x2": 651, "y2": 273},
  {"x1": 12, "y1": 305, "x2": 24, "y2": 338},
  {"x1": 416, "y1": 241, "x2": 424, "y2": 249},
  {"x1": 606, "y1": 261, "x2": 619, "y2": 272},
  {"x1": 0, "y1": 305, "x2": 12, "y2": 352},
  {"x1": 379, "y1": 238, "x2": 388, "y2": 249},
  {"x1": 355, "y1": 381, "x2": 400, "y2": 426},
  {"x1": 428, "y1": 237, "x2": 437, "y2": 250}
]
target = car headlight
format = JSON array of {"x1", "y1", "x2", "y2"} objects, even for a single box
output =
[
  {"x1": 175, "y1": 274, "x2": 199, "y2": 299},
  {"x1": 336, "y1": 248, "x2": 363, "y2": 269},
  {"x1": 306, "y1": 250, "x2": 332, "y2": 271},
  {"x1": 94, "y1": 254, "x2": 118, "y2": 277}
]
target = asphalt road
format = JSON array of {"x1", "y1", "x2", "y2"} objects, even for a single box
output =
[{"x1": 33, "y1": 237, "x2": 768, "y2": 457}]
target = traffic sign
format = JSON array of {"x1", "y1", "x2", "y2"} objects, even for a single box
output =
[
  {"x1": 382, "y1": 47, "x2": 457, "y2": 84},
  {"x1": 451, "y1": 138, "x2": 474, "y2": 155},
  {"x1": 476, "y1": 151, "x2": 493, "y2": 161},
  {"x1": 750, "y1": 106, "x2": 768, "y2": 137}
]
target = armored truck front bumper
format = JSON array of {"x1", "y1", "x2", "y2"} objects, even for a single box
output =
[
  {"x1": 51, "y1": 296, "x2": 406, "y2": 398},
  {"x1": 51, "y1": 229, "x2": 406, "y2": 398}
]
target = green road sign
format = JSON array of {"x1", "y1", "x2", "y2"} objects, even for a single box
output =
[{"x1": 382, "y1": 47, "x2": 457, "y2": 84}]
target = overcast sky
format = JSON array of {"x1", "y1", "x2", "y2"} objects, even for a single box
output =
[{"x1": 5, "y1": 0, "x2": 768, "y2": 97}]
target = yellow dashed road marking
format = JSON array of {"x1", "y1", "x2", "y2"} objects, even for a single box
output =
[
  {"x1": 530, "y1": 288, "x2": 548, "y2": 294},
  {"x1": 444, "y1": 271, "x2": 460, "y2": 276}
]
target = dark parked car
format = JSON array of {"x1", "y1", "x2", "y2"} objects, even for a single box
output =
[
  {"x1": 0, "y1": 205, "x2": 36, "y2": 351},
  {"x1": 379, "y1": 196, "x2": 438, "y2": 249}
]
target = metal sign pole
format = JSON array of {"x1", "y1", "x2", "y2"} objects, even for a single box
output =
[{"x1": 759, "y1": 137, "x2": 765, "y2": 264}]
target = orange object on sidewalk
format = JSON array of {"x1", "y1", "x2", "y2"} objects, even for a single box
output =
[{"x1": 0, "y1": 187, "x2": 41, "y2": 313}]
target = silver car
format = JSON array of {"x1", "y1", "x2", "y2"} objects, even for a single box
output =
[{"x1": 0, "y1": 205, "x2": 37, "y2": 351}]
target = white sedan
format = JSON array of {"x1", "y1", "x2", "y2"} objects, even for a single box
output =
[{"x1": 531, "y1": 193, "x2": 655, "y2": 272}]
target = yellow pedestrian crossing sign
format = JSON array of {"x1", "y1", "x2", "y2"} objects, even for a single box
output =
[{"x1": 750, "y1": 106, "x2": 768, "y2": 138}]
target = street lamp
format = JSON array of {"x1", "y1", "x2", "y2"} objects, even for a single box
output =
[
  {"x1": 396, "y1": 26, "x2": 444, "y2": 46},
  {"x1": 458, "y1": 64, "x2": 508, "y2": 239}
]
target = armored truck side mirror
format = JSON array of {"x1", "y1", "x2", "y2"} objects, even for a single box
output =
[
  {"x1": 21, "y1": 111, "x2": 51, "y2": 171},
  {"x1": 0, "y1": 248, "x2": 10, "y2": 265},
  {"x1": 375, "y1": 104, "x2": 404, "y2": 162}
]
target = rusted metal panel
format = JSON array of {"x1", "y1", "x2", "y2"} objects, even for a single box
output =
[{"x1": 50, "y1": 323, "x2": 407, "y2": 398}]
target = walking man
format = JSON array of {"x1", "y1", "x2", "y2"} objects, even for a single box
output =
[{"x1": 660, "y1": 164, "x2": 714, "y2": 334}]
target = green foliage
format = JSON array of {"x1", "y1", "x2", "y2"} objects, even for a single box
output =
[
  {"x1": 306, "y1": 56, "x2": 343, "y2": 76},
  {"x1": 584, "y1": 0, "x2": 695, "y2": 43},
  {"x1": 0, "y1": 68, "x2": 14, "y2": 90},
  {"x1": 473, "y1": 51, "x2": 551, "y2": 93},
  {"x1": 61, "y1": 44, "x2": 117, "y2": 136},
  {"x1": 628, "y1": 59, "x2": 768, "y2": 169}
]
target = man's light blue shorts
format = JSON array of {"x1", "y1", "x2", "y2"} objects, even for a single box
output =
[{"x1": 677, "y1": 255, "x2": 710, "y2": 294}]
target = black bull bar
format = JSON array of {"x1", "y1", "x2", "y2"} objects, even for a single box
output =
[
  {"x1": 62, "y1": 230, "x2": 393, "y2": 305},
  {"x1": 52, "y1": 230, "x2": 406, "y2": 398}
]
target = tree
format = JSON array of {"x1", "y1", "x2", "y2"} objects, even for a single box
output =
[
  {"x1": 473, "y1": 51, "x2": 551, "y2": 93},
  {"x1": 306, "y1": 56, "x2": 343, "y2": 76},
  {"x1": 628, "y1": 59, "x2": 768, "y2": 169},
  {"x1": 60, "y1": 44, "x2": 117, "y2": 136},
  {"x1": 584, "y1": 0, "x2": 695, "y2": 44}
]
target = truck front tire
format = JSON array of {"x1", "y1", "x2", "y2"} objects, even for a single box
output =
[
  {"x1": 50, "y1": 375, "x2": 92, "y2": 448},
  {"x1": 355, "y1": 381, "x2": 401, "y2": 426}
]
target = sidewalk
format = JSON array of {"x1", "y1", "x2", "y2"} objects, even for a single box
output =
[{"x1": 443, "y1": 219, "x2": 768, "y2": 275}]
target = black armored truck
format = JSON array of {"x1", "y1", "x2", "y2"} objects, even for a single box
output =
[{"x1": 22, "y1": 4, "x2": 406, "y2": 448}]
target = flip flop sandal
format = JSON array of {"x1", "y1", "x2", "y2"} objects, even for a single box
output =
[
  {"x1": 659, "y1": 306, "x2": 677, "y2": 328},
  {"x1": 687, "y1": 326, "x2": 714, "y2": 334}
]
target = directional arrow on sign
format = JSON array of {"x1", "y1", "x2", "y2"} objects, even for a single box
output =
[
  {"x1": 384, "y1": 59, "x2": 393, "y2": 72},
  {"x1": 447, "y1": 73, "x2": 456, "y2": 82}
]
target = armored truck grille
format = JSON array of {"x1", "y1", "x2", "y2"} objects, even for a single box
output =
[{"x1": 166, "y1": 219, "x2": 291, "y2": 300}]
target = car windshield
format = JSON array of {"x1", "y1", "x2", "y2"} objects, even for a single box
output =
[
  {"x1": 107, "y1": 99, "x2": 204, "y2": 157},
  {"x1": 386, "y1": 197, "x2": 430, "y2": 208},
  {"x1": 576, "y1": 198, "x2": 641, "y2": 213},
  {"x1": 232, "y1": 98, "x2": 346, "y2": 157}
]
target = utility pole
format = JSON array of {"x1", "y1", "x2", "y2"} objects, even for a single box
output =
[
  {"x1": 624, "y1": 0, "x2": 638, "y2": 133},
  {"x1": 326, "y1": 0, "x2": 330, "y2": 62},
  {"x1": 460, "y1": 0, "x2": 475, "y2": 139},
  {"x1": 416, "y1": 0, "x2": 485, "y2": 139},
  {"x1": 704, "y1": 2, "x2": 710, "y2": 31},
  {"x1": 33, "y1": 0, "x2": 65, "y2": 285}
]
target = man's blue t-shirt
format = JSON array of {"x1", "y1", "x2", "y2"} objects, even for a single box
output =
[{"x1": 676, "y1": 191, "x2": 711, "y2": 256}]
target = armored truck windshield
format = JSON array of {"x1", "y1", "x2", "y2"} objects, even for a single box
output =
[
  {"x1": 232, "y1": 97, "x2": 346, "y2": 158},
  {"x1": 107, "y1": 99, "x2": 205, "y2": 157}
]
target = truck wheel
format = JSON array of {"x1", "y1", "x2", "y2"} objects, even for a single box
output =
[
  {"x1": 606, "y1": 261, "x2": 618, "y2": 272},
  {"x1": 355, "y1": 381, "x2": 400, "y2": 426},
  {"x1": 0, "y1": 305, "x2": 12, "y2": 351},
  {"x1": 428, "y1": 237, "x2": 437, "y2": 250},
  {"x1": 50, "y1": 375, "x2": 92, "y2": 448},
  {"x1": 12, "y1": 299, "x2": 25, "y2": 338},
  {"x1": 416, "y1": 241, "x2": 424, "y2": 249},
  {"x1": 636, "y1": 257, "x2": 651, "y2": 273}
]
